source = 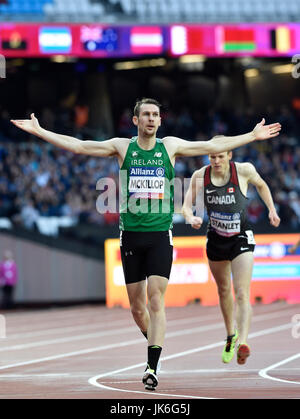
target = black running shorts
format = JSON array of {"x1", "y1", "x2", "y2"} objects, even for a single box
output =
[
  {"x1": 206, "y1": 230, "x2": 255, "y2": 262},
  {"x1": 120, "y1": 230, "x2": 173, "y2": 284}
]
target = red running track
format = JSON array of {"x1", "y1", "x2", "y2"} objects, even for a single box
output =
[{"x1": 0, "y1": 301, "x2": 299, "y2": 400}]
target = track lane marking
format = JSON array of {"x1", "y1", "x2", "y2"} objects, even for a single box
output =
[
  {"x1": 258, "y1": 353, "x2": 300, "y2": 385},
  {"x1": 1, "y1": 307, "x2": 296, "y2": 352},
  {"x1": 88, "y1": 322, "x2": 293, "y2": 398}
]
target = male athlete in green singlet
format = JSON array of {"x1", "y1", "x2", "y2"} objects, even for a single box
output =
[{"x1": 11, "y1": 99, "x2": 281, "y2": 390}]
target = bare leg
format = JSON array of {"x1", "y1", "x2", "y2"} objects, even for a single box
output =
[
  {"x1": 126, "y1": 280, "x2": 149, "y2": 335},
  {"x1": 146, "y1": 275, "x2": 168, "y2": 346},
  {"x1": 209, "y1": 260, "x2": 235, "y2": 336},
  {"x1": 231, "y1": 252, "x2": 254, "y2": 344}
]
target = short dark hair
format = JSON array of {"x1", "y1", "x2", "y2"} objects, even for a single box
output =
[{"x1": 133, "y1": 98, "x2": 161, "y2": 117}]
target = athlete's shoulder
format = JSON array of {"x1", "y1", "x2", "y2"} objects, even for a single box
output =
[
  {"x1": 111, "y1": 137, "x2": 132, "y2": 145},
  {"x1": 118, "y1": 137, "x2": 135, "y2": 151},
  {"x1": 235, "y1": 161, "x2": 255, "y2": 171},
  {"x1": 113, "y1": 137, "x2": 132, "y2": 160},
  {"x1": 235, "y1": 161, "x2": 256, "y2": 177},
  {"x1": 192, "y1": 165, "x2": 207, "y2": 180}
]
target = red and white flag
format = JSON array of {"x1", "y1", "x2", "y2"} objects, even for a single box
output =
[
  {"x1": 227, "y1": 187, "x2": 235, "y2": 193},
  {"x1": 130, "y1": 27, "x2": 163, "y2": 54}
]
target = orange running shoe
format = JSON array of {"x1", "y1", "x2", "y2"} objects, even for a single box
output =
[{"x1": 237, "y1": 344, "x2": 250, "y2": 365}]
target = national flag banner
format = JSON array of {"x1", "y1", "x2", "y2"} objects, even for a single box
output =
[
  {"x1": 170, "y1": 26, "x2": 187, "y2": 55},
  {"x1": 270, "y1": 26, "x2": 296, "y2": 53},
  {"x1": 227, "y1": 187, "x2": 235, "y2": 193},
  {"x1": 80, "y1": 26, "x2": 119, "y2": 52},
  {"x1": 2, "y1": 34, "x2": 27, "y2": 50},
  {"x1": 130, "y1": 26, "x2": 163, "y2": 54},
  {"x1": 222, "y1": 27, "x2": 256, "y2": 52},
  {"x1": 170, "y1": 25, "x2": 215, "y2": 55},
  {"x1": 39, "y1": 27, "x2": 72, "y2": 54},
  {"x1": 185, "y1": 27, "x2": 206, "y2": 53},
  {"x1": 1, "y1": 27, "x2": 28, "y2": 50},
  {"x1": 170, "y1": 26, "x2": 204, "y2": 55}
]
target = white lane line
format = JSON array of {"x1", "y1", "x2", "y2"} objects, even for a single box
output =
[
  {"x1": 0, "y1": 373, "x2": 71, "y2": 378},
  {"x1": 258, "y1": 353, "x2": 300, "y2": 385},
  {"x1": 0, "y1": 326, "x2": 139, "y2": 352},
  {"x1": 0, "y1": 317, "x2": 225, "y2": 352},
  {"x1": 89, "y1": 362, "x2": 219, "y2": 399},
  {"x1": 95, "y1": 382, "x2": 218, "y2": 399},
  {"x1": 88, "y1": 322, "x2": 293, "y2": 398},
  {"x1": 0, "y1": 337, "x2": 144, "y2": 371},
  {"x1": 5, "y1": 318, "x2": 131, "y2": 340},
  {"x1": 1, "y1": 314, "x2": 221, "y2": 347},
  {"x1": 1, "y1": 306, "x2": 296, "y2": 352},
  {"x1": 0, "y1": 311, "x2": 294, "y2": 371},
  {"x1": 4, "y1": 312, "x2": 222, "y2": 341},
  {"x1": 0, "y1": 322, "x2": 228, "y2": 370},
  {"x1": 0, "y1": 313, "x2": 295, "y2": 398}
]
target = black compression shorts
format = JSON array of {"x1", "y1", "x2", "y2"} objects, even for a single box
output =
[
  {"x1": 120, "y1": 230, "x2": 173, "y2": 284},
  {"x1": 206, "y1": 230, "x2": 255, "y2": 262}
]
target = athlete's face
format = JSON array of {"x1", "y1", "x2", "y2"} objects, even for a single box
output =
[
  {"x1": 132, "y1": 104, "x2": 161, "y2": 137},
  {"x1": 209, "y1": 152, "x2": 232, "y2": 174}
]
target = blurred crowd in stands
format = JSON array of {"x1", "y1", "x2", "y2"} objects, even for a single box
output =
[{"x1": 0, "y1": 102, "x2": 299, "y2": 233}]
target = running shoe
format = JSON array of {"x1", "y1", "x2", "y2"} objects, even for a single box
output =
[
  {"x1": 222, "y1": 330, "x2": 238, "y2": 363},
  {"x1": 237, "y1": 344, "x2": 250, "y2": 365},
  {"x1": 142, "y1": 367, "x2": 158, "y2": 391}
]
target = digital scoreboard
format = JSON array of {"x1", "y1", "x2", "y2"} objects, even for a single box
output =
[{"x1": 0, "y1": 23, "x2": 299, "y2": 58}]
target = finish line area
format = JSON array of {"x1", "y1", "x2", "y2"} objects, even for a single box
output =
[{"x1": 0, "y1": 301, "x2": 299, "y2": 400}]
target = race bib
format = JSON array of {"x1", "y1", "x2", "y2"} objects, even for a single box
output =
[
  {"x1": 128, "y1": 166, "x2": 165, "y2": 199},
  {"x1": 245, "y1": 230, "x2": 256, "y2": 245},
  {"x1": 210, "y1": 211, "x2": 241, "y2": 237}
]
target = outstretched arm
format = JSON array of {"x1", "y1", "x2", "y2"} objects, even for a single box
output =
[
  {"x1": 246, "y1": 163, "x2": 281, "y2": 227},
  {"x1": 164, "y1": 118, "x2": 281, "y2": 158},
  {"x1": 11, "y1": 113, "x2": 126, "y2": 157}
]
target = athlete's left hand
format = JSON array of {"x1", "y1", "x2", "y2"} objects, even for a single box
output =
[
  {"x1": 252, "y1": 118, "x2": 281, "y2": 140},
  {"x1": 269, "y1": 210, "x2": 281, "y2": 227}
]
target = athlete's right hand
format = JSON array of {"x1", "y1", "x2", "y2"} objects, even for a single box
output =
[
  {"x1": 269, "y1": 209, "x2": 281, "y2": 227},
  {"x1": 288, "y1": 245, "x2": 297, "y2": 254},
  {"x1": 188, "y1": 216, "x2": 203, "y2": 229},
  {"x1": 11, "y1": 113, "x2": 42, "y2": 136}
]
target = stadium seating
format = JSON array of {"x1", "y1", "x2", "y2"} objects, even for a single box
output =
[
  {"x1": 0, "y1": 0, "x2": 50, "y2": 21},
  {"x1": 0, "y1": 0, "x2": 105, "y2": 22},
  {"x1": 43, "y1": 0, "x2": 105, "y2": 23},
  {"x1": 0, "y1": 0, "x2": 300, "y2": 23}
]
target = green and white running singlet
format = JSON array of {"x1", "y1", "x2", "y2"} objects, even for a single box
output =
[{"x1": 119, "y1": 137, "x2": 175, "y2": 232}]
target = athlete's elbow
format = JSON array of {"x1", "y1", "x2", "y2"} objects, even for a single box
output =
[
  {"x1": 205, "y1": 141, "x2": 220, "y2": 154},
  {"x1": 72, "y1": 143, "x2": 83, "y2": 154},
  {"x1": 73, "y1": 141, "x2": 92, "y2": 155},
  {"x1": 207, "y1": 135, "x2": 228, "y2": 154}
]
